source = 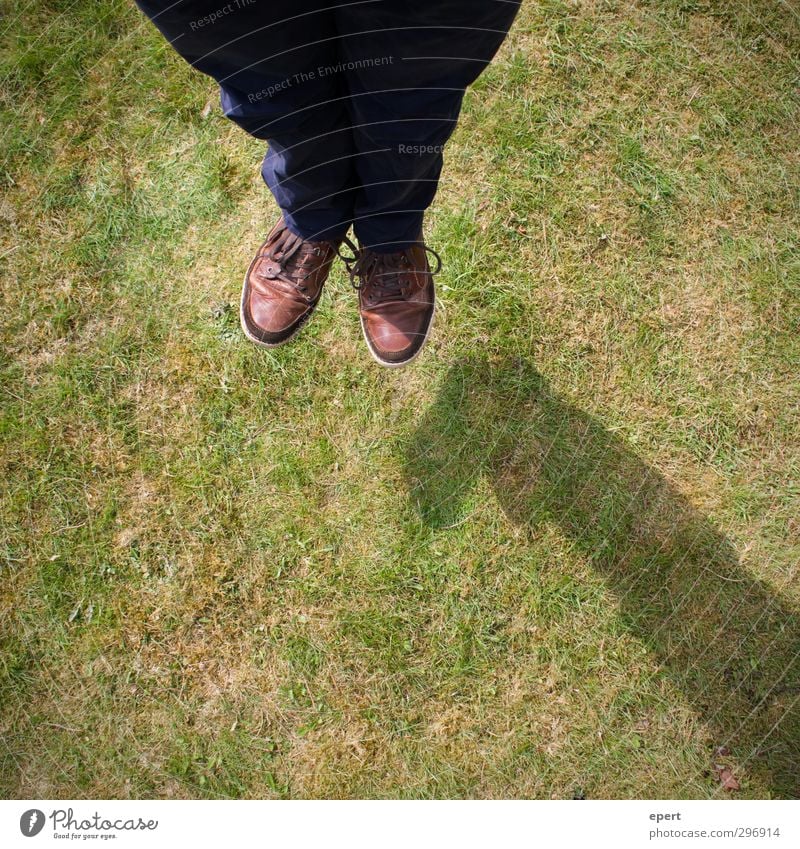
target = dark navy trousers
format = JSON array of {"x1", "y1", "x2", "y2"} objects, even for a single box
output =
[{"x1": 135, "y1": 0, "x2": 520, "y2": 250}]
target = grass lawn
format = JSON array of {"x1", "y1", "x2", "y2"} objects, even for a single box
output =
[{"x1": 1, "y1": 0, "x2": 799, "y2": 799}]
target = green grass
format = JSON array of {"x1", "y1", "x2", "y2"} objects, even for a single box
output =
[{"x1": 1, "y1": 0, "x2": 799, "y2": 799}]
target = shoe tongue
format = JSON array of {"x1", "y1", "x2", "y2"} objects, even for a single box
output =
[
  {"x1": 378, "y1": 249, "x2": 405, "y2": 267},
  {"x1": 276, "y1": 229, "x2": 301, "y2": 255},
  {"x1": 270, "y1": 228, "x2": 316, "y2": 273},
  {"x1": 379, "y1": 251, "x2": 408, "y2": 281}
]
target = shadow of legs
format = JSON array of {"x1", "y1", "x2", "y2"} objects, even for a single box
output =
[{"x1": 405, "y1": 355, "x2": 800, "y2": 797}]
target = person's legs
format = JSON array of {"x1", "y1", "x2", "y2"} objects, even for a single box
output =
[
  {"x1": 135, "y1": 0, "x2": 358, "y2": 240},
  {"x1": 334, "y1": 0, "x2": 521, "y2": 252},
  {"x1": 335, "y1": 0, "x2": 520, "y2": 367},
  {"x1": 135, "y1": 0, "x2": 520, "y2": 360},
  {"x1": 135, "y1": 0, "x2": 361, "y2": 346}
]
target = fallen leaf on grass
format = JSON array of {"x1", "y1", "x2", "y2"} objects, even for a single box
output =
[{"x1": 713, "y1": 764, "x2": 740, "y2": 791}]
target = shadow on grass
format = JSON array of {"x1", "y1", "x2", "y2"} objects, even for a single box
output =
[{"x1": 404, "y1": 355, "x2": 799, "y2": 798}]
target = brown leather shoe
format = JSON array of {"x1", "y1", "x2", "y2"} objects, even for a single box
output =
[
  {"x1": 240, "y1": 219, "x2": 341, "y2": 347},
  {"x1": 345, "y1": 236, "x2": 440, "y2": 367}
]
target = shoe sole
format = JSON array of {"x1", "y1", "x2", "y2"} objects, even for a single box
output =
[{"x1": 359, "y1": 297, "x2": 436, "y2": 369}]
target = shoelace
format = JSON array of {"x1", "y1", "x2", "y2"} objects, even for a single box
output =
[
  {"x1": 339, "y1": 237, "x2": 442, "y2": 304},
  {"x1": 255, "y1": 225, "x2": 329, "y2": 297}
]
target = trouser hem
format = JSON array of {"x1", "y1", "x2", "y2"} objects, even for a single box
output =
[
  {"x1": 354, "y1": 212, "x2": 425, "y2": 253},
  {"x1": 281, "y1": 212, "x2": 351, "y2": 244}
]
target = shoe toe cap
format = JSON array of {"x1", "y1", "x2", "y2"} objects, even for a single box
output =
[{"x1": 362, "y1": 300, "x2": 433, "y2": 360}]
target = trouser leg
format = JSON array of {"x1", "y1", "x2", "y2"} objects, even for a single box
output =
[
  {"x1": 335, "y1": 0, "x2": 521, "y2": 251},
  {"x1": 134, "y1": 0, "x2": 357, "y2": 240}
]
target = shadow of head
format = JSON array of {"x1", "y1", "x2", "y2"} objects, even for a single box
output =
[{"x1": 404, "y1": 354, "x2": 800, "y2": 797}]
